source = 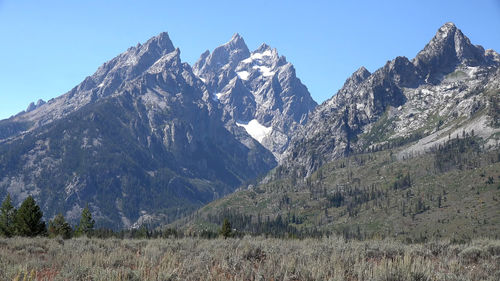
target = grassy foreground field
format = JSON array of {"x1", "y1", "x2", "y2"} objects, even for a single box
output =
[{"x1": 1, "y1": 237, "x2": 499, "y2": 281}]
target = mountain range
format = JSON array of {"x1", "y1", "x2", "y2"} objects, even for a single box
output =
[
  {"x1": 180, "y1": 23, "x2": 500, "y2": 239},
  {"x1": 0, "y1": 33, "x2": 283, "y2": 228},
  {"x1": 283, "y1": 22, "x2": 500, "y2": 176},
  {"x1": 0, "y1": 23, "x2": 499, "y2": 235}
]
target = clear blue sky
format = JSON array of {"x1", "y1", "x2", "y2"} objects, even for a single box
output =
[{"x1": 1, "y1": 0, "x2": 499, "y2": 120}]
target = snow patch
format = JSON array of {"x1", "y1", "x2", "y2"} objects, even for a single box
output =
[
  {"x1": 241, "y1": 50, "x2": 273, "y2": 64},
  {"x1": 241, "y1": 57, "x2": 253, "y2": 64},
  {"x1": 215, "y1": 93, "x2": 224, "y2": 100},
  {"x1": 236, "y1": 71, "x2": 250, "y2": 80},
  {"x1": 236, "y1": 119, "x2": 272, "y2": 143},
  {"x1": 251, "y1": 50, "x2": 272, "y2": 60},
  {"x1": 253, "y1": 65, "x2": 275, "y2": 77},
  {"x1": 200, "y1": 77, "x2": 206, "y2": 83}
]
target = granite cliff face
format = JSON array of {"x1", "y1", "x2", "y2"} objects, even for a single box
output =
[
  {"x1": 0, "y1": 33, "x2": 276, "y2": 228},
  {"x1": 284, "y1": 23, "x2": 500, "y2": 176},
  {"x1": 193, "y1": 35, "x2": 317, "y2": 160}
]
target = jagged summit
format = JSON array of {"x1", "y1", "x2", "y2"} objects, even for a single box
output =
[
  {"x1": 192, "y1": 33, "x2": 248, "y2": 77},
  {"x1": 143, "y1": 31, "x2": 175, "y2": 52},
  {"x1": 413, "y1": 22, "x2": 488, "y2": 83},
  {"x1": 75, "y1": 30, "x2": 177, "y2": 97},
  {"x1": 324, "y1": 66, "x2": 371, "y2": 105},
  {"x1": 223, "y1": 33, "x2": 248, "y2": 53},
  {"x1": 229, "y1": 33, "x2": 244, "y2": 43},
  {"x1": 26, "y1": 99, "x2": 46, "y2": 113},
  {"x1": 486, "y1": 49, "x2": 500, "y2": 62},
  {"x1": 0, "y1": 31, "x2": 182, "y2": 136},
  {"x1": 438, "y1": 22, "x2": 457, "y2": 35},
  {"x1": 255, "y1": 43, "x2": 272, "y2": 53},
  {"x1": 192, "y1": 34, "x2": 250, "y2": 90},
  {"x1": 193, "y1": 34, "x2": 317, "y2": 159},
  {"x1": 349, "y1": 66, "x2": 371, "y2": 84},
  {"x1": 356, "y1": 66, "x2": 370, "y2": 74}
]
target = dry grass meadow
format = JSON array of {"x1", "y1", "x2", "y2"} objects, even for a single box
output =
[{"x1": 0, "y1": 236, "x2": 499, "y2": 281}]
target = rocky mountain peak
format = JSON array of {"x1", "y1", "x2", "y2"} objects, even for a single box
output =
[
  {"x1": 383, "y1": 56, "x2": 421, "y2": 88},
  {"x1": 229, "y1": 33, "x2": 245, "y2": 45},
  {"x1": 193, "y1": 36, "x2": 317, "y2": 159},
  {"x1": 324, "y1": 66, "x2": 371, "y2": 106},
  {"x1": 438, "y1": 22, "x2": 457, "y2": 37},
  {"x1": 192, "y1": 34, "x2": 250, "y2": 92},
  {"x1": 69, "y1": 31, "x2": 177, "y2": 99},
  {"x1": 141, "y1": 32, "x2": 176, "y2": 56},
  {"x1": 255, "y1": 43, "x2": 272, "y2": 53},
  {"x1": 413, "y1": 22, "x2": 487, "y2": 83},
  {"x1": 354, "y1": 66, "x2": 371, "y2": 77},
  {"x1": 346, "y1": 66, "x2": 371, "y2": 87},
  {"x1": 195, "y1": 34, "x2": 250, "y2": 72},
  {"x1": 223, "y1": 33, "x2": 249, "y2": 57},
  {"x1": 283, "y1": 22, "x2": 500, "y2": 177},
  {"x1": 0, "y1": 31, "x2": 181, "y2": 139},
  {"x1": 485, "y1": 49, "x2": 500, "y2": 63},
  {"x1": 26, "y1": 99, "x2": 46, "y2": 113}
]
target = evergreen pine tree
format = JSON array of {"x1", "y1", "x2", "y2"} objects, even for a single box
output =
[
  {"x1": 219, "y1": 218, "x2": 232, "y2": 239},
  {"x1": 48, "y1": 213, "x2": 72, "y2": 239},
  {"x1": 76, "y1": 204, "x2": 95, "y2": 237},
  {"x1": 0, "y1": 194, "x2": 17, "y2": 237},
  {"x1": 15, "y1": 196, "x2": 46, "y2": 237}
]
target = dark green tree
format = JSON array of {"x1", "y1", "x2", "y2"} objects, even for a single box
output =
[
  {"x1": 219, "y1": 218, "x2": 232, "y2": 239},
  {"x1": 14, "y1": 196, "x2": 46, "y2": 237},
  {"x1": 76, "y1": 204, "x2": 95, "y2": 237},
  {"x1": 48, "y1": 213, "x2": 72, "y2": 239},
  {"x1": 0, "y1": 194, "x2": 17, "y2": 237}
]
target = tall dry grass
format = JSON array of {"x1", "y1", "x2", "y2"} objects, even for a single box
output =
[{"x1": 0, "y1": 236, "x2": 499, "y2": 280}]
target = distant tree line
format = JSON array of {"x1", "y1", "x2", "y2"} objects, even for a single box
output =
[
  {"x1": 0, "y1": 194, "x2": 94, "y2": 239},
  {"x1": 0, "y1": 194, "x2": 325, "y2": 240},
  {"x1": 204, "y1": 210, "x2": 323, "y2": 239}
]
